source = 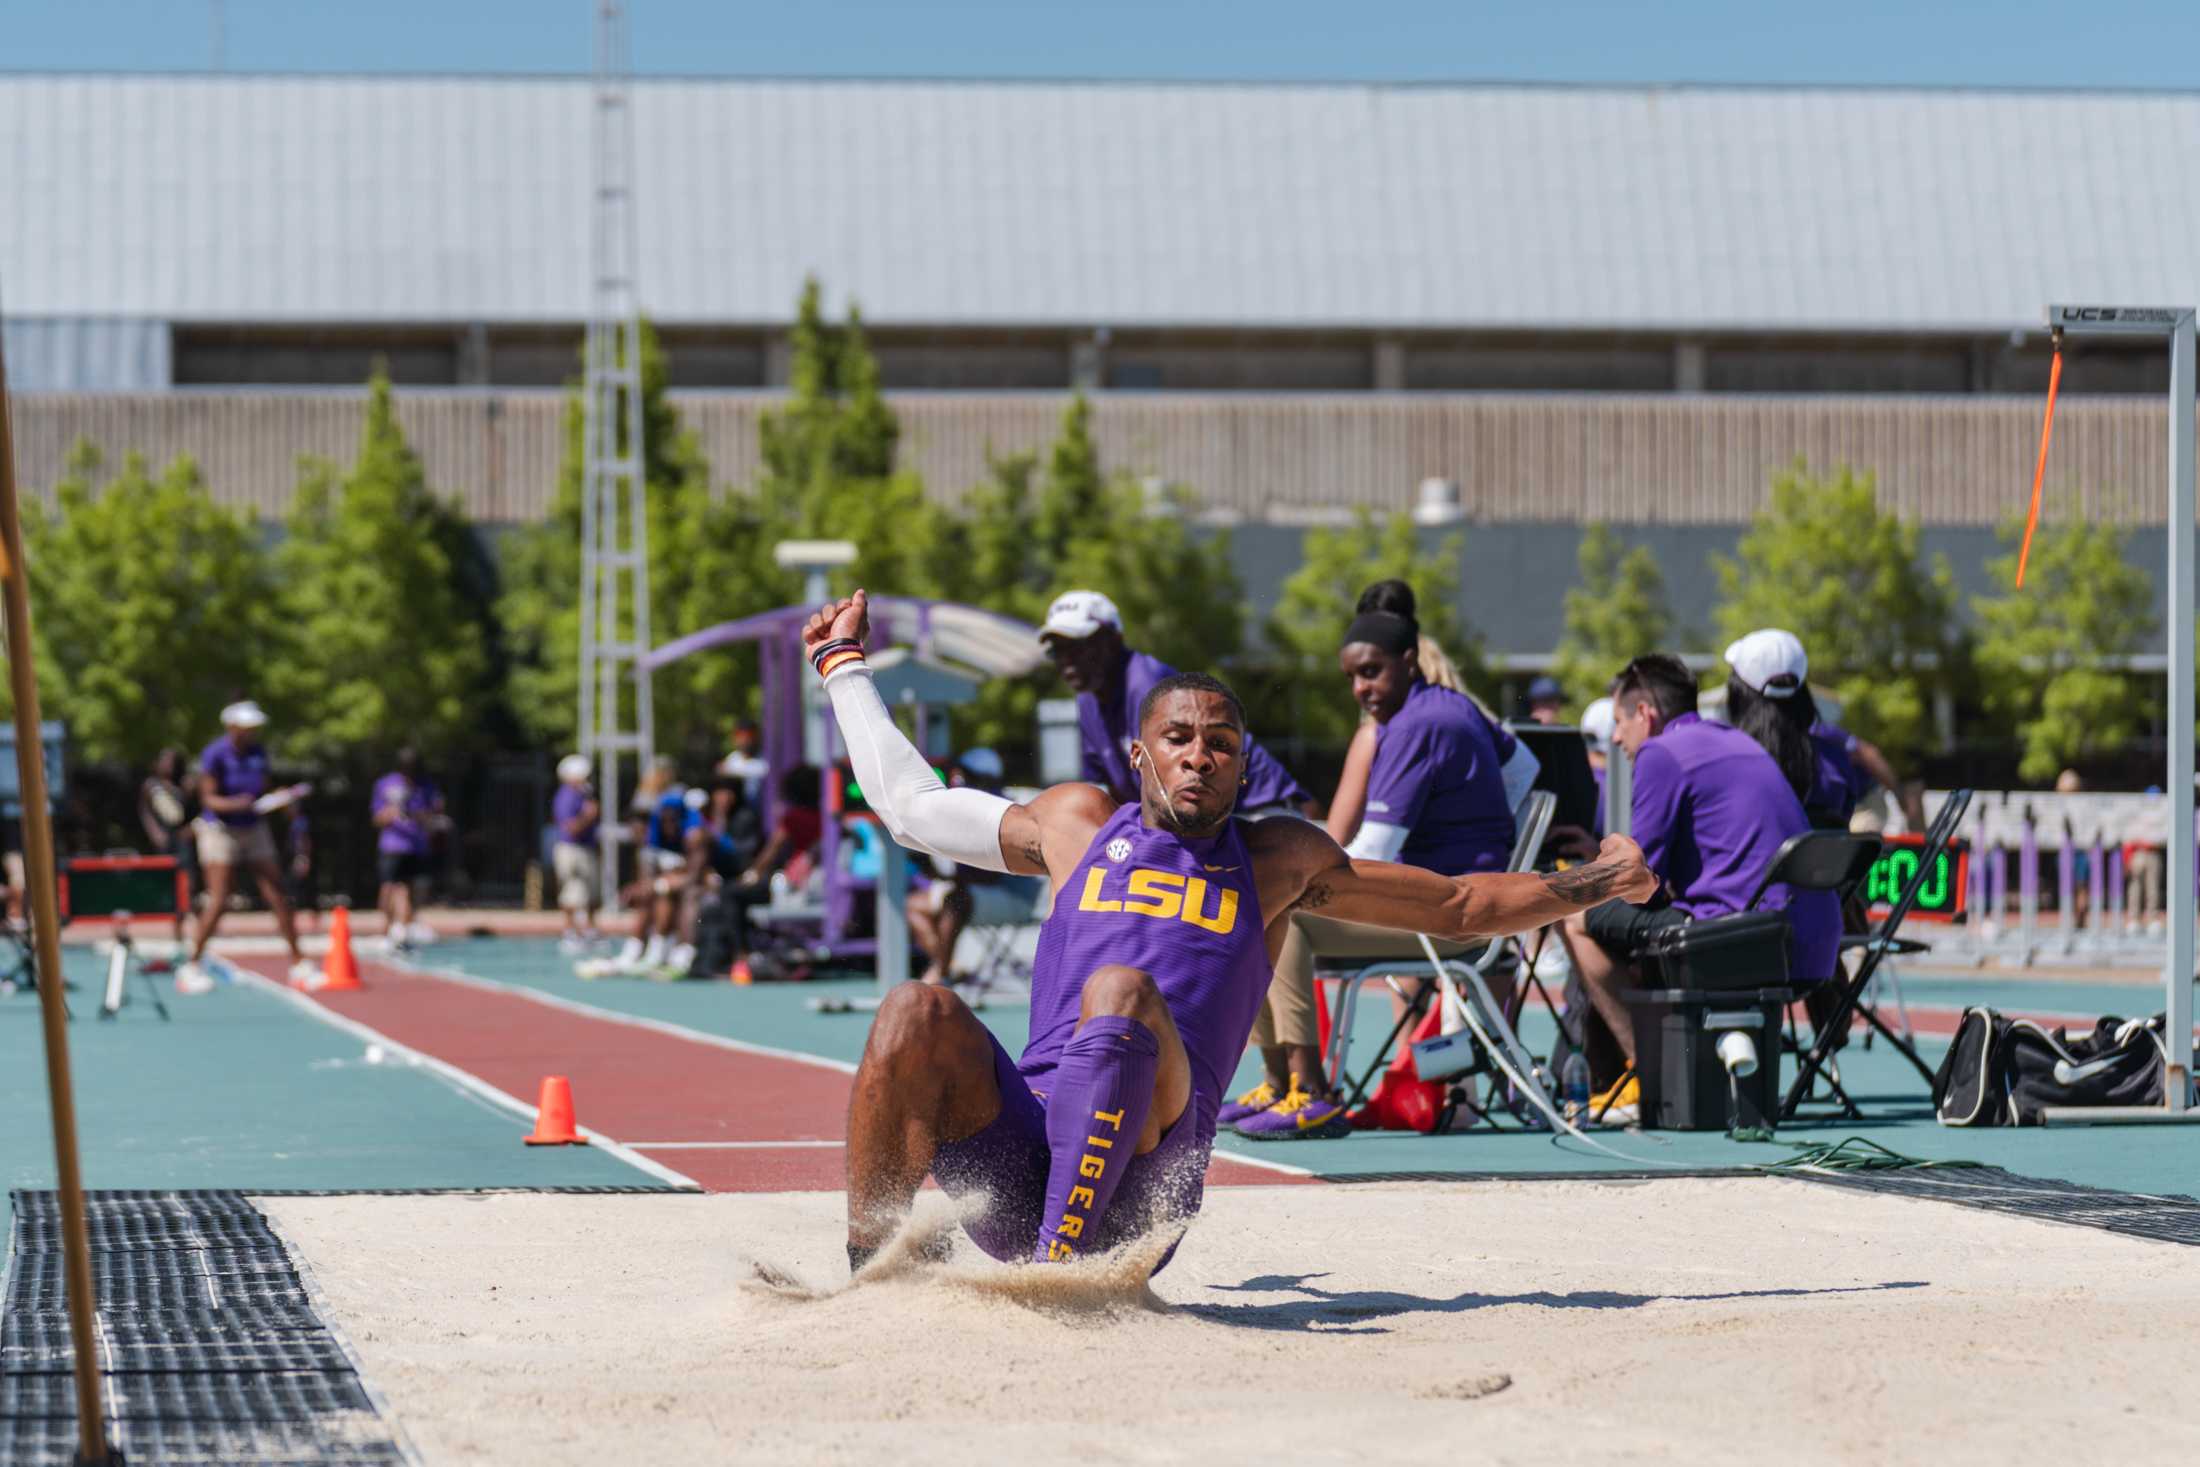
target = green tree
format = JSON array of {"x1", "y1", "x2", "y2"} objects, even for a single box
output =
[
  {"x1": 265, "y1": 370, "x2": 490, "y2": 760},
  {"x1": 15, "y1": 443, "x2": 275, "y2": 767},
  {"x1": 943, "y1": 395, "x2": 1246, "y2": 756},
  {"x1": 1551, "y1": 523, "x2": 1674, "y2": 712},
  {"x1": 662, "y1": 280, "x2": 958, "y2": 743},
  {"x1": 502, "y1": 284, "x2": 957, "y2": 763},
  {"x1": 1253, "y1": 510, "x2": 1480, "y2": 751},
  {"x1": 1712, "y1": 461, "x2": 1957, "y2": 759},
  {"x1": 1971, "y1": 505, "x2": 2154, "y2": 783}
]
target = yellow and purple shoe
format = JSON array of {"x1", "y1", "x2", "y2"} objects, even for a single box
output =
[
  {"x1": 1216, "y1": 1078, "x2": 1280, "y2": 1127},
  {"x1": 1232, "y1": 1079, "x2": 1351, "y2": 1141}
]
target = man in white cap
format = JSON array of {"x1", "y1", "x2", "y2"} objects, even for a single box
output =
[
  {"x1": 179, "y1": 701, "x2": 316, "y2": 992},
  {"x1": 1038, "y1": 590, "x2": 1309, "y2": 815},
  {"x1": 551, "y1": 754, "x2": 603, "y2": 953}
]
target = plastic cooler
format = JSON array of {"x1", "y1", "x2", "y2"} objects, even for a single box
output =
[{"x1": 1625, "y1": 912, "x2": 1794, "y2": 1131}]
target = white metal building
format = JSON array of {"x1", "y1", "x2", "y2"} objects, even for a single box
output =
[{"x1": 3, "y1": 73, "x2": 2197, "y2": 392}]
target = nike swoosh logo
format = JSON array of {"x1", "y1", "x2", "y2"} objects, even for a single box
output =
[{"x1": 1203, "y1": 864, "x2": 1240, "y2": 873}]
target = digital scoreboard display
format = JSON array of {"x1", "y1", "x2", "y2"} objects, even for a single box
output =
[
  {"x1": 1863, "y1": 836, "x2": 1969, "y2": 923},
  {"x1": 59, "y1": 856, "x2": 188, "y2": 924}
]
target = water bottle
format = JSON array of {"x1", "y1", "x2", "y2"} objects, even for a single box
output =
[{"x1": 1561, "y1": 1052, "x2": 1591, "y2": 1125}]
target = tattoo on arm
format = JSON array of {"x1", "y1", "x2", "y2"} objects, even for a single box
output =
[
  {"x1": 1019, "y1": 838, "x2": 1045, "y2": 869},
  {"x1": 1543, "y1": 861, "x2": 1619, "y2": 905},
  {"x1": 1298, "y1": 878, "x2": 1334, "y2": 912}
]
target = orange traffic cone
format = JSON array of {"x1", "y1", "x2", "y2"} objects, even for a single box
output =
[
  {"x1": 728, "y1": 957, "x2": 753, "y2": 986},
  {"x1": 523, "y1": 1075, "x2": 588, "y2": 1146},
  {"x1": 316, "y1": 905, "x2": 363, "y2": 992}
]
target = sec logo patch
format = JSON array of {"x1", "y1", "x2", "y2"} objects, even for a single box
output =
[{"x1": 1106, "y1": 838, "x2": 1132, "y2": 863}]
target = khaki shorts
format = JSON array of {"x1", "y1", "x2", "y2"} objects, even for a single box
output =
[
  {"x1": 553, "y1": 842, "x2": 601, "y2": 909},
  {"x1": 196, "y1": 817, "x2": 278, "y2": 870}
]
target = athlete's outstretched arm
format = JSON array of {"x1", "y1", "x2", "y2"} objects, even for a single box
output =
[
  {"x1": 804, "y1": 591, "x2": 1099, "y2": 878},
  {"x1": 1268, "y1": 821, "x2": 1657, "y2": 941}
]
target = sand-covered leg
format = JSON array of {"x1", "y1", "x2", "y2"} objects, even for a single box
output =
[{"x1": 843, "y1": 983, "x2": 1003, "y2": 1271}]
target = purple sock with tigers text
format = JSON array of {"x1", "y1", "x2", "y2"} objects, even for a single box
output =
[{"x1": 1034, "y1": 1016, "x2": 1160, "y2": 1262}]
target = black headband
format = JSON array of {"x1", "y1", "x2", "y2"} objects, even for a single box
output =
[{"x1": 1341, "y1": 611, "x2": 1417, "y2": 658}]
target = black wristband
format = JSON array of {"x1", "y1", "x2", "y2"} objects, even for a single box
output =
[{"x1": 808, "y1": 637, "x2": 863, "y2": 671}]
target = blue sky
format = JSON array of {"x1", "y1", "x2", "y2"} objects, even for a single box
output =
[{"x1": 4, "y1": 0, "x2": 2197, "y2": 89}]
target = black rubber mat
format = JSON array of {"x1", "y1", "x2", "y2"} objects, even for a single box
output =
[
  {"x1": 1781, "y1": 1164, "x2": 2200, "y2": 1248},
  {"x1": 1321, "y1": 1162, "x2": 2200, "y2": 1248},
  {"x1": 4, "y1": 1190, "x2": 411, "y2": 1465}
]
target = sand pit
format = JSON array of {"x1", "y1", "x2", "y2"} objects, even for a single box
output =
[{"x1": 266, "y1": 1180, "x2": 2200, "y2": 1465}]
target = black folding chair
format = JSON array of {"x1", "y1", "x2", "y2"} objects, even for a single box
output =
[
  {"x1": 1595, "y1": 829, "x2": 1880, "y2": 1125},
  {"x1": 1779, "y1": 789, "x2": 1972, "y2": 1121}
]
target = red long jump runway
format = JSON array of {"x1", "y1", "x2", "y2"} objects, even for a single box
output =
[{"x1": 232, "y1": 955, "x2": 1302, "y2": 1194}]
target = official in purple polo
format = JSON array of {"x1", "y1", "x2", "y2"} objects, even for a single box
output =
[
  {"x1": 1039, "y1": 590, "x2": 1310, "y2": 817},
  {"x1": 1554, "y1": 654, "x2": 1840, "y2": 1124}
]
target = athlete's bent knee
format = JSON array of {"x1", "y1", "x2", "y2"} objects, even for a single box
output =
[
  {"x1": 1080, "y1": 963, "x2": 1163, "y2": 1019},
  {"x1": 868, "y1": 981, "x2": 985, "y2": 1067}
]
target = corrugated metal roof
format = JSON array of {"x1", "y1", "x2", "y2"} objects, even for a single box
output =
[{"x1": 0, "y1": 74, "x2": 2195, "y2": 330}]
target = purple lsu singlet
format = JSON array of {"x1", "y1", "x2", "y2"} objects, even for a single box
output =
[{"x1": 1019, "y1": 804, "x2": 1271, "y2": 1132}]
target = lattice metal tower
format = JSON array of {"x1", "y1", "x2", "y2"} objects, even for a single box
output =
[{"x1": 578, "y1": 0, "x2": 653, "y2": 905}]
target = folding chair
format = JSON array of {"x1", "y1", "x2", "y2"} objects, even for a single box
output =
[
  {"x1": 1598, "y1": 829, "x2": 1880, "y2": 1126},
  {"x1": 1779, "y1": 788, "x2": 1973, "y2": 1120},
  {"x1": 1321, "y1": 791, "x2": 1557, "y2": 1116},
  {"x1": 949, "y1": 875, "x2": 1048, "y2": 1008}
]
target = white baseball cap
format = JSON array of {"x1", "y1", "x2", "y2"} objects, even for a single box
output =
[
  {"x1": 1724, "y1": 628, "x2": 1809, "y2": 698},
  {"x1": 219, "y1": 700, "x2": 269, "y2": 729},
  {"x1": 557, "y1": 754, "x2": 592, "y2": 783},
  {"x1": 1038, "y1": 590, "x2": 1122, "y2": 642},
  {"x1": 1579, "y1": 696, "x2": 1616, "y2": 755}
]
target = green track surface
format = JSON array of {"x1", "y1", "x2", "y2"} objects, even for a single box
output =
[
  {"x1": 421, "y1": 937, "x2": 2200, "y2": 1200},
  {"x1": 0, "y1": 948, "x2": 648, "y2": 1193},
  {"x1": 6, "y1": 935, "x2": 2195, "y2": 1199}
]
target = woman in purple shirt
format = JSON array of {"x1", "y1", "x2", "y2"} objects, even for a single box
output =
[
  {"x1": 1232, "y1": 599, "x2": 1530, "y2": 1140},
  {"x1": 178, "y1": 701, "x2": 316, "y2": 992}
]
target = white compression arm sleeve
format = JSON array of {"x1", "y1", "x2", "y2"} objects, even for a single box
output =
[
  {"x1": 1500, "y1": 740, "x2": 1542, "y2": 816},
  {"x1": 823, "y1": 662, "x2": 1014, "y2": 872},
  {"x1": 1344, "y1": 821, "x2": 1409, "y2": 863}
]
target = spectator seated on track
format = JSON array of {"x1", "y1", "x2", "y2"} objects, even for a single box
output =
[
  {"x1": 609, "y1": 759, "x2": 693, "y2": 973},
  {"x1": 676, "y1": 773, "x2": 764, "y2": 973},
  {"x1": 905, "y1": 749, "x2": 1047, "y2": 987},
  {"x1": 713, "y1": 765, "x2": 825, "y2": 980},
  {"x1": 720, "y1": 719, "x2": 770, "y2": 808},
  {"x1": 1554, "y1": 654, "x2": 1840, "y2": 1125}
]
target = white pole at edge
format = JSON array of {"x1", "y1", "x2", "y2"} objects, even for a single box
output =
[{"x1": 2165, "y1": 313, "x2": 2195, "y2": 1109}]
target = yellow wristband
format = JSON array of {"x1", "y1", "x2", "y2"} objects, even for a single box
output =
[{"x1": 817, "y1": 649, "x2": 866, "y2": 680}]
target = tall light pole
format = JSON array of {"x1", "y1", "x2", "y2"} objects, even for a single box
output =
[{"x1": 578, "y1": 1, "x2": 653, "y2": 908}]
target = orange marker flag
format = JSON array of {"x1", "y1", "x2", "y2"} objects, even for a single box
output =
[{"x1": 2016, "y1": 342, "x2": 2064, "y2": 589}]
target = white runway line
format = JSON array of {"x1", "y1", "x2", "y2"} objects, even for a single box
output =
[
  {"x1": 387, "y1": 954, "x2": 862, "y2": 1075},
  {"x1": 228, "y1": 967, "x2": 703, "y2": 1192},
  {"x1": 631, "y1": 1140, "x2": 845, "y2": 1150}
]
